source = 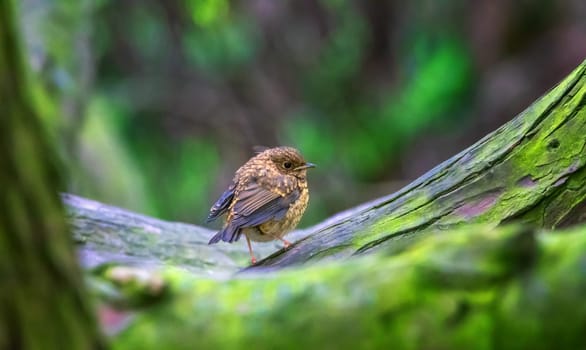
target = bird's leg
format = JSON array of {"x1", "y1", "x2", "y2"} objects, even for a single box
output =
[{"x1": 245, "y1": 235, "x2": 257, "y2": 264}]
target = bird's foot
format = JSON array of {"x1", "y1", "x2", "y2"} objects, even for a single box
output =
[
  {"x1": 245, "y1": 235, "x2": 257, "y2": 265},
  {"x1": 283, "y1": 239, "x2": 292, "y2": 249}
]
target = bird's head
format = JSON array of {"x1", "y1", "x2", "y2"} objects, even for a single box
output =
[{"x1": 264, "y1": 146, "x2": 316, "y2": 178}]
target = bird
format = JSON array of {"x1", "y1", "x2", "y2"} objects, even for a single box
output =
[{"x1": 206, "y1": 146, "x2": 315, "y2": 264}]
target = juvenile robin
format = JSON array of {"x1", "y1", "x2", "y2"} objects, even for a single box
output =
[{"x1": 207, "y1": 146, "x2": 315, "y2": 264}]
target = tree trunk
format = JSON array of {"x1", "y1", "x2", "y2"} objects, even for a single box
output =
[{"x1": 0, "y1": 1, "x2": 104, "y2": 349}]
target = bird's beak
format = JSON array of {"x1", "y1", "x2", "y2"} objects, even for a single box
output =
[{"x1": 295, "y1": 162, "x2": 316, "y2": 171}]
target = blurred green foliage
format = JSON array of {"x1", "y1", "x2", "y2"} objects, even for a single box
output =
[
  {"x1": 183, "y1": 19, "x2": 257, "y2": 73},
  {"x1": 186, "y1": 0, "x2": 228, "y2": 27},
  {"x1": 293, "y1": 35, "x2": 471, "y2": 181},
  {"x1": 184, "y1": 0, "x2": 257, "y2": 74},
  {"x1": 18, "y1": 0, "x2": 583, "y2": 226}
]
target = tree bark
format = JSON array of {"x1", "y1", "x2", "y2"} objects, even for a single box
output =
[{"x1": 0, "y1": 1, "x2": 104, "y2": 349}]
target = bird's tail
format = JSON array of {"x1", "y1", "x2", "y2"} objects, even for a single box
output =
[{"x1": 208, "y1": 224, "x2": 241, "y2": 244}]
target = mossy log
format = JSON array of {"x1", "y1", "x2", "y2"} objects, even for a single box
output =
[
  {"x1": 69, "y1": 60, "x2": 586, "y2": 273},
  {"x1": 95, "y1": 224, "x2": 586, "y2": 350},
  {"x1": 66, "y1": 194, "x2": 281, "y2": 275}
]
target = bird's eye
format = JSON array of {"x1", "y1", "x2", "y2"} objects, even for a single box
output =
[{"x1": 283, "y1": 161, "x2": 292, "y2": 169}]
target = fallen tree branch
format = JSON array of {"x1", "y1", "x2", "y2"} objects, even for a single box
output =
[
  {"x1": 252, "y1": 59, "x2": 586, "y2": 268},
  {"x1": 67, "y1": 60, "x2": 586, "y2": 273}
]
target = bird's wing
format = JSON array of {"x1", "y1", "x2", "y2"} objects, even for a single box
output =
[
  {"x1": 231, "y1": 179, "x2": 300, "y2": 228},
  {"x1": 208, "y1": 177, "x2": 300, "y2": 244},
  {"x1": 206, "y1": 182, "x2": 236, "y2": 222}
]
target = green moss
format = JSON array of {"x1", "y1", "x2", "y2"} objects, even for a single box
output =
[{"x1": 101, "y1": 224, "x2": 586, "y2": 349}]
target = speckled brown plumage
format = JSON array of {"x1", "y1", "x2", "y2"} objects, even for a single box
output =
[{"x1": 206, "y1": 147, "x2": 315, "y2": 264}]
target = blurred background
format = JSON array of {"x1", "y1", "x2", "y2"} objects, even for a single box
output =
[{"x1": 19, "y1": 0, "x2": 586, "y2": 227}]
